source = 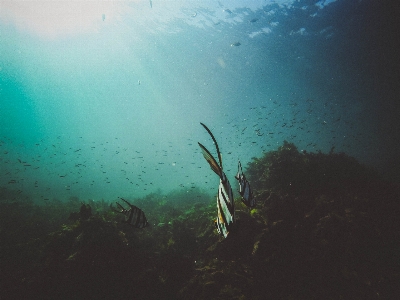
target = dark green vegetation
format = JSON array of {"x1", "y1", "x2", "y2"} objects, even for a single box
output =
[{"x1": 1, "y1": 141, "x2": 399, "y2": 299}]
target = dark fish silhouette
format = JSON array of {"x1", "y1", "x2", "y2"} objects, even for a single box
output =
[
  {"x1": 198, "y1": 123, "x2": 234, "y2": 238},
  {"x1": 111, "y1": 198, "x2": 148, "y2": 228},
  {"x1": 235, "y1": 160, "x2": 255, "y2": 207}
]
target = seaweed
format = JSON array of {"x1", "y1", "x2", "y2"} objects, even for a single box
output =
[
  {"x1": 1, "y1": 141, "x2": 399, "y2": 299},
  {"x1": 247, "y1": 140, "x2": 379, "y2": 198}
]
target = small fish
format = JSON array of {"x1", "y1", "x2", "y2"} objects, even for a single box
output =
[
  {"x1": 149, "y1": 0, "x2": 152, "y2": 8},
  {"x1": 111, "y1": 198, "x2": 149, "y2": 228},
  {"x1": 198, "y1": 123, "x2": 234, "y2": 238},
  {"x1": 235, "y1": 160, "x2": 255, "y2": 207},
  {"x1": 249, "y1": 18, "x2": 258, "y2": 23},
  {"x1": 231, "y1": 42, "x2": 241, "y2": 47},
  {"x1": 224, "y1": 9, "x2": 232, "y2": 14}
]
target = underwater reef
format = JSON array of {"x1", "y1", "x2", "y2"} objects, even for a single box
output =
[{"x1": 1, "y1": 141, "x2": 399, "y2": 299}]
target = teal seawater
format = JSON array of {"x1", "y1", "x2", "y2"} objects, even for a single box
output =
[
  {"x1": 1, "y1": 0, "x2": 398, "y2": 202},
  {"x1": 1, "y1": 1, "x2": 399, "y2": 298}
]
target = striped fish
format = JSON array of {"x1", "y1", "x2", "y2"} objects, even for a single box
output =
[
  {"x1": 235, "y1": 160, "x2": 255, "y2": 208},
  {"x1": 198, "y1": 123, "x2": 234, "y2": 238},
  {"x1": 111, "y1": 198, "x2": 149, "y2": 228}
]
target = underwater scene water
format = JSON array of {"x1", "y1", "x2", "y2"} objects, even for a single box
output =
[{"x1": 1, "y1": 0, "x2": 399, "y2": 299}]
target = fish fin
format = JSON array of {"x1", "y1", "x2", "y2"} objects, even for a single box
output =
[
  {"x1": 200, "y1": 123, "x2": 223, "y2": 169},
  {"x1": 116, "y1": 202, "x2": 125, "y2": 211},
  {"x1": 198, "y1": 142, "x2": 222, "y2": 177},
  {"x1": 120, "y1": 198, "x2": 133, "y2": 208}
]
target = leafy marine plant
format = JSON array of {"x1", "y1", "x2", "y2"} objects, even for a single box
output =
[
  {"x1": 1, "y1": 141, "x2": 399, "y2": 300},
  {"x1": 246, "y1": 141, "x2": 305, "y2": 194},
  {"x1": 177, "y1": 141, "x2": 400, "y2": 300},
  {"x1": 246, "y1": 141, "x2": 378, "y2": 198}
]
